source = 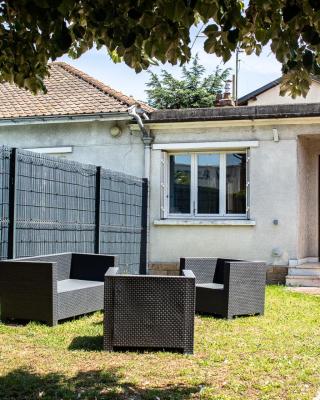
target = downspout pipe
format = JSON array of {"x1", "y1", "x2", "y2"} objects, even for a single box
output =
[
  {"x1": 128, "y1": 105, "x2": 153, "y2": 274},
  {"x1": 128, "y1": 105, "x2": 153, "y2": 180},
  {"x1": 127, "y1": 104, "x2": 150, "y2": 136}
]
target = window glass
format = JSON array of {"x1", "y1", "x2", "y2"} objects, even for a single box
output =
[
  {"x1": 226, "y1": 153, "x2": 246, "y2": 214},
  {"x1": 197, "y1": 154, "x2": 220, "y2": 214},
  {"x1": 169, "y1": 154, "x2": 191, "y2": 214}
]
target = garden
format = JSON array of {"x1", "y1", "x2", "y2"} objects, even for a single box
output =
[{"x1": 0, "y1": 286, "x2": 319, "y2": 400}]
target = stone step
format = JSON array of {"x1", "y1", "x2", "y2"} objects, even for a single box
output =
[
  {"x1": 288, "y1": 263, "x2": 320, "y2": 276},
  {"x1": 286, "y1": 275, "x2": 320, "y2": 287},
  {"x1": 289, "y1": 262, "x2": 320, "y2": 269}
]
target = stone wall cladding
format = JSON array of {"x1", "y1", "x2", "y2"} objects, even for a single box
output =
[
  {"x1": 148, "y1": 263, "x2": 180, "y2": 276},
  {"x1": 266, "y1": 266, "x2": 288, "y2": 285},
  {"x1": 149, "y1": 263, "x2": 288, "y2": 285}
]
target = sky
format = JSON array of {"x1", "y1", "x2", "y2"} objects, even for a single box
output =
[{"x1": 59, "y1": 26, "x2": 282, "y2": 103}]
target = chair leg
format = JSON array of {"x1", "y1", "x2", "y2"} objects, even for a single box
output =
[
  {"x1": 103, "y1": 337, "x2": 114, "y2": 351},
  {"x1": 48, "y1": 318, "x2": 58, "y2": 327}
]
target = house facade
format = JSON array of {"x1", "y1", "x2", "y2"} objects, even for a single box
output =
[
  {"x1": 1, "y1": 66, "x2": 320, "y2": 285},
  {"x1": 139, "y1": 104, "x2": 320, "y2": 285}
]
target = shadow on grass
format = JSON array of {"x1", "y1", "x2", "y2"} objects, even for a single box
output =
[
  {"x1": 69, "y1": 336, "x2": 186, "y2": 354},
  {"x1": 69, "y1": 335, "x2": 104, "y2": 351},
  {"x1": 0, "y1": 368, "x2": 201, "y2": 399}
]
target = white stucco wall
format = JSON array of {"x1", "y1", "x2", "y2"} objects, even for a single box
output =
[
  {"x1": 2, "y1": 116, "x2": 319, "y2": 267},
  {"x1": 248, "y1": 81, "x2": 320, "y2": 106},
  {"x1": 0, "y1": 120, "x2": 144, "y2": 176},
  {"x1": 148, "y1": 121, "x2": 320, "y2": 266}
]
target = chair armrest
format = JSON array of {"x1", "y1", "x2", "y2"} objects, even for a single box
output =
[
  {"x1": 181, "y1": 269, "x2": 195, "y2": 279},
  {"x1": 71, "y1": 253, "x2": 118, "y2": 281},
  {"x1": 0, "y1": 260, "x2": 57, "y2": 286},
  {"x1": 0, "y1": 260, "x2": 57, "y2": 325},
  {"x1": 224, "y1": 261, "x2": 267, "y2": 288},
  {"x1": 105, "y1": 267, "x2": 119, "y2": 278}
]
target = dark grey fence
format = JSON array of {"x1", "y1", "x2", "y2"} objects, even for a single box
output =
[
  {"x1": 0, "y1": 146, "x2": 147, "y2": 274},
  {"x1": 0, "y1": 146, "x2": 10, "y2": 260}
]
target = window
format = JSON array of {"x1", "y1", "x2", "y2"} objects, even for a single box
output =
[
  {"x1": 166, "y1": 151, "x2": 247, "y2": 218},
  {"x1": 169, "y1": 154, "x2": 191, "y2": 214}
]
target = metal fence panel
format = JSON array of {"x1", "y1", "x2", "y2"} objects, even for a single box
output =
[
  {"x1": 14, "y1": 150, "x2": 97, "y2": 258},
  {"x1": 0, "y1": 147, "x2": 147, "y2": 273},
  {"x1": 0, "y1": 146, "x2": 11, "y2": 259},
  {"x1": 100, "y1": 169, "x2": 144, "y2": 273}
]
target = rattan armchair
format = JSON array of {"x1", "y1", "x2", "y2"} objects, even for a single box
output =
[
  {"x1": 0, "y1": 252, "x2": 117, "y2": 326},
  {"x1": 180, "y1": 257, "x2": 266, "y2": 319},
  {"x1": 104, "y1": 268, "x2": 196, "y2": 353}
]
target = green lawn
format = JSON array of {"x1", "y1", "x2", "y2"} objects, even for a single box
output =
[{"x1": 0, "y1": 286, "x2": 319, "y2": 400}]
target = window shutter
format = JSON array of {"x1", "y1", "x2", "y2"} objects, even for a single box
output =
[
  {"x1": 160, "y1": 151, "x2": 166, "y2": 219},
  {"x1": 246, "y1": 150, "x2": 250, "y2": 217}
]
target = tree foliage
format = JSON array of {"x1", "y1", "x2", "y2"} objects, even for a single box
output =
[
  {"x1": 1, "y1": 0, "x2": 320, "y2": 96},
  {"x1": 146, "y1": 55, "x2": 230, "y2": 108}
]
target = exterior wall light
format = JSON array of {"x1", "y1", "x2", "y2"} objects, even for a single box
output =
[
  {"x1": 110, "y1": 125, "x2": 122, "y2": 137},
  {"x1": 272, "y1": 247, "x2": 283, "y2": 257}
]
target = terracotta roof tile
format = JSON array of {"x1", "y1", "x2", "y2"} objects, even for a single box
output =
[{"x1": 0, "y1": 62, "x2": 154, "y2": 119}]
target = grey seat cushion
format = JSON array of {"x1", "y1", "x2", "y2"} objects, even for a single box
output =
[
  {"x1": 57, "y1": 279, "x2": 103, "y2": 293},
  {"x1": 196, "y1": 283, "x2": 224, "y2": 290}
]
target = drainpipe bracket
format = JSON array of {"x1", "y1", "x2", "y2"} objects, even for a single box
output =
[{"x1": 142, "y1": 135, "x2": 154, "y2": 146}]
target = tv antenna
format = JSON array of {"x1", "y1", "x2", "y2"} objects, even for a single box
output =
[{"x1": 234, "y1": 47, "x2": 244, "y2": 105}]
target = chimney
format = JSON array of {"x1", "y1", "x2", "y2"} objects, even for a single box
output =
[
  {"x1": 215, "y1": 80, "x2": 235, "y2": 107},
  {"x1": 214, "y1": 91, "x2": 223, "y2": 106}
]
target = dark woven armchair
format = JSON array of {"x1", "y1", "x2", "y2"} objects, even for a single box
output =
[
  {"x1": 104, "y1": 268, "x2": 196, "y2": 354},
  {"x1": 180, "y1": 258, "x2": 266, "y2": 319},
  {"x1": 0, "y1": 252, "x2": 117, "y2": 326}
]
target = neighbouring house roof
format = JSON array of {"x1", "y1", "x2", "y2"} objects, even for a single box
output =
[
  {"x1": 0, "y1": 62, "x2": 153, "y2": 120},
  {"x1": 237, "y1": 78, "x2": 280, "y2": 106},
  {"x1": 148, "y1": 103, "x2": 320, "y2": 123},
  {"x1": 237, "y1": 76, "x2": 320, "y2": 106}
]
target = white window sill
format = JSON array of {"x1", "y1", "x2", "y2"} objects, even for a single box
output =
[
  {"x1": 153, "y1": 219, "x2": 256, "y2": 226},
  {"x1": 23, "y1": 146, "x2": 73, "y2": 154}
]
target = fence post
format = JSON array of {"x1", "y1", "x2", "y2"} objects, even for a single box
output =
[
  {"x1": 94, "y1": 166, "x2": 101, "y2": 254},
  {"x1": 139, "y1": 178, "x2": 148, "y2": 274},
  {"x1": 8, "y1": 148, "x2": 17, "y2": 259}
]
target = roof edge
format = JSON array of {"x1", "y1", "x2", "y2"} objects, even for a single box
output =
[
  {"x1": 52, "y1": 62, "x2": 154, "y2": 113},
  {"x1": 147, "y1": 103, "x2": 320, "y2": 123},
  {"x1": 0, "y1": 112, "x2": 131, "y2": 126},
  {"x1": 237, "y1": 78, "x2": 281, "y2": 105}
]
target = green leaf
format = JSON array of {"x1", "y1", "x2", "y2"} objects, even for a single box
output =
[
  {"x1": 282, "y1": 4, "x2": 301, "y2": 23},
  {"x1": 204, "y1": 37, "x2": 217, "y2": 54},
  {"x1": 55, "y1": 24, "x2": 72, "y2": 51},
  {"x1": 302, "y1": 50, "x2": 314, "y2": 71},
  {"x1": 0, "y1": 0, "x2": 318, "y2": 97},
  {"x1": 301, "y1": 26, "x2": 320, "y2": 45},
  {"x1": 227, "y1": 28, "x2": 239, "y2": 44},
  {"x1": 204, "y1": 24, "x2": 219, "y2": 35}
]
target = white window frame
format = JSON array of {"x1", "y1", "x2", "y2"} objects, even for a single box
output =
[{"x1": 164, "y1": 150, "x2": 249, "y2": 220}]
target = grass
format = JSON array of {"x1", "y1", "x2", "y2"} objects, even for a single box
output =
[{"x1": 0, "y1": 286, "x2": 319, "y2": 400}]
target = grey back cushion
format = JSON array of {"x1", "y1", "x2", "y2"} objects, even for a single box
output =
[{"x1": 181, "y1": 258, "x2": 217, "y2": 284}]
